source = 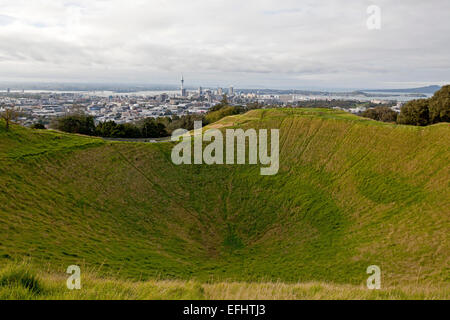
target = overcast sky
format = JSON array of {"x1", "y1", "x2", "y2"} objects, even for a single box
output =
[{"x1": 0, "y1": 0, "x2": 449, "y2": 89}]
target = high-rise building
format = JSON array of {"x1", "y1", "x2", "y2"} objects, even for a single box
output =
[
  {"x1": 198, "y1": 86, "x2": 203, "y2": 96},
  {"x1": 229, "y1": 86, "x2": 234, "y2": 96},
  {"x1": 218, "y1": 87, "x2": 223, "y2": 95},
  {"x1": 207, "y1": 92, "x2": 212, "y2": 103},
  {"x1": 159, "y1": 93, "x2": 168, "y2": 102},
  {"x1": 180, "y1": 75, "x2": 187, "y2": 97}
]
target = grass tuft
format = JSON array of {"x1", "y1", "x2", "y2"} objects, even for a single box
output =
[{"x1": 0, "y1": 263, "x2": 42, "y2": 297}]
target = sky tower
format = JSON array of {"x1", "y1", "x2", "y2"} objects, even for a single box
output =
[{"x1": 180, "y1": 75, "x2": 187, "y2": 97}]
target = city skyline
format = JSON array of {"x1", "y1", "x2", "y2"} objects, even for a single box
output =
[{"x1": 0, "y1": 0, "x2": 449, "y2": 89}]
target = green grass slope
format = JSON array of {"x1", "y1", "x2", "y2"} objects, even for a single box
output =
[{"x1": 0, "y1": 108, "x2": 449, "y2": 290}]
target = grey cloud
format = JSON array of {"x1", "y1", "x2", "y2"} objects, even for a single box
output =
[
  {"x1": 0, "y1": 0, "x2": 448, "y2": 88},
  {"x1": 0, "y1": 14, "x2": 16, "y2": 26}
]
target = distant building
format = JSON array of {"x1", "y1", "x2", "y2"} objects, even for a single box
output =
[
  {"x1": 218, "y1": 87, "x2": 223, "y2": 95},
  {"x1": 198, "y1": 86, "x2": 203, "y2": 96},
  {"x1": 158, "y1": 93, "x2": 168, "y2": 102},
  {"x1": 229, "y1": 86, "x2": 234, "y2": 96},
  {"x1": 206, "y1": 90, "x2": 213, "y2": 103}
]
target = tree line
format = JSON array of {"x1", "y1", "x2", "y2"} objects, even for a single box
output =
[
  {"x1": 50, "y1": 114, "x2": 206, "y2": 138},
  {"x1": 51, "y1": 95, "x2": 247, "y2": 138},
  {"x1": 397, "y1": 85, "x2": 449, "y2": 126},
  {"x1": 360, "y1": 85, "x2": 449, "y2": 126}
]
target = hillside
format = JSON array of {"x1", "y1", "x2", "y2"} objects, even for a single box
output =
[
  {"x1": 0, "y1": 108, "x2": 449, "y2": 295},
  {"x1": 365, "y1": 85, "x2": 441, "y2": 94}
]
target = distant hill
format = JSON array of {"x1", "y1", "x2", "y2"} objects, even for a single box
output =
[
  {"x1": 0, "y1": 108, "x2": 449, "y2": 291},
  {"x1": 365, "y1": 85, "x2": 441, "y2": 94}
]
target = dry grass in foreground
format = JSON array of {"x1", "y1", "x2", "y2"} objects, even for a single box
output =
[{"x1": 0, "y1": 264, "x2": 448, "y2": 300}]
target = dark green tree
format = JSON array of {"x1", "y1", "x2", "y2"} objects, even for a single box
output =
[
  {"x1": 428, "y1": 85, "x2": 450, "y2": 124},
  {"x1": 31, "y1": 123, "x2": 46, "y2": 129},
  {"x1": 52, "y1": 113, "x2": 96, "y2": 135},
  {"x1": 362, "y1": 107, "x2": 398, "y2": 123},
  {"x1": 95, "y1": 121, "x2": 118, "y2": 137},
  {"x1": 397, "y1": 99, "x2": 430, "y2": 126}
]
